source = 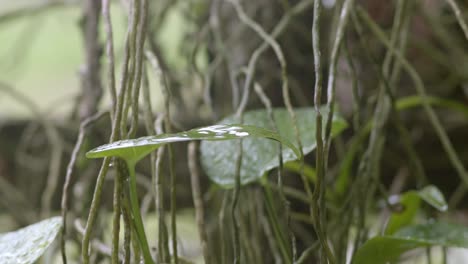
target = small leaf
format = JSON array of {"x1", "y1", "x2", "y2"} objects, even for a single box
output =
[
  {"x1": 417, "y1": 185, "x2": 447, "y2": 212},
  {"x1": 354, "y1": 222, "x2": 468, "y2": 264},
  {"x1": 385, "y1": 192, "x2": 421, "y2": 235},
  {"x1": 200, "y1": 107, "x2": 347, "y2": 187},
  {"x1": 86, "y1": 124, "x2": 300, "y2": 164},
  {"x1": 0, "y1": 217, "x2": 62, "y2": 264},
  {"x1": 385, "y1": 185, "x2": 447, "y2": 235}
]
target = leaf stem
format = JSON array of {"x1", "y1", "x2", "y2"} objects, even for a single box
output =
[
  {"x1": 311, "y1": 0, "x2": 336, "y2": 262},
  {"x1": 126, "y1": 163, "x2": 154, "y2": 264},
  {"x1": 262, "y1": 179, "x2": 292, "y2": 263}
]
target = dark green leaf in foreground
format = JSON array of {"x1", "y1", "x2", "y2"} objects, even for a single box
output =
[
  {"x1": 385, "y1": 185, "x2": 447, "y2": 235},
  {"x1": 0, "y1": 217, "x2": 62, "y2": 264},
  {"x1": 86, "y1": 124, "x2": 300, "y2": 164},
  {"x1": 200, "y1": 107, "x2": 347, "y2": 187},
  {"x1": 353, "y1": 222, "x2": 468, "y2": 264}
]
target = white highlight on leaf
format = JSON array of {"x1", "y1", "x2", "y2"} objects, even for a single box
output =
[{"x1": 197, "y1": 125, "x2": 249, "y2": 137}]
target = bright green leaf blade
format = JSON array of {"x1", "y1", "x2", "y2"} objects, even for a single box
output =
[
  {"x1": 200, "y1": 107, "x2": 347, "y2": 187},
  {"x1": 385, "y1": 192, "x2": 421, "y2": 235},
  {"x1": 385, "y1": 185, "x2": 448, "y2": 235},
  {"x1": 385, "y1": 185, "x2": 447, "y2": 235},
  {"x1": 354, "y1": 222, "x2": 468, "y2": 264},
  {"x1": 353, "y1": 236, "x2": 423, "y2": 264},
  {"x1": 0, "y1": 217, "x2": 62, "y2": 264},
  {"x1": 417, "y1": 185, "x2": 448, "y2": 212},
  {"x1": 86, "y1": 124, "x2": 300, "y2": 164}
]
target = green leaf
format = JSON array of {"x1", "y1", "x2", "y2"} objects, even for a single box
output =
[
  {"x1": 353, "y1": 222, "x2": 468, "y2": 264},
  {"x1": 385, "y1": 185, "x2": 447, "y2": 235},
  {"x1": 85, "y1": 124, "x2": 301, "y2": 264},
  {"x1": 86, "y1": 124, "x2": 300, "y2": 164},
  {"x1": 200, "y1": 107, "x2": 347, "y2": 187},
  {"x1": 385, "y1": 192, "x2": 421, "y2": 235},
  {"x1": 417, "y1": 185, "x2": 447, "y2": 212},
  {"x1": 0, "y1": 217, "x2": 62, "y2": 264}
]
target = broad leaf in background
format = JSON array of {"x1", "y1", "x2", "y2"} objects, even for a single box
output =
[
  {"x1": 200, "y1": 107, "x2": 347, "y2": 187},
  {"x1": 385, "y1": 185, "x2": 447, "y2": 235},
  {"x1": 86, "y1": 124, "x2": 300, "y2": 164},
  {"x1": 353, "y1": 222, "x2": 468, "y2": 264},
  {"x1": 0, "y1": 217, "x2": 62, "y2": 264}
]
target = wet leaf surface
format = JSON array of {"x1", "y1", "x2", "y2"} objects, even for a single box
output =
[
  {"x1": 0, "y1": 217, "x2": 62, "y2": 264},
  {"x1": 86, "y1": 124, "x2": 300, "y2": 164}
]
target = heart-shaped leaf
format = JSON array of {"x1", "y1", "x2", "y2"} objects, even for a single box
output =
[
  {"x1": 0, "y1": 217, "x2": 62, "y2": 264},
  {"x1": 385, "y1": 185, "x2": 447, "y2": 235},
  {"x1": 353, "y1": 222, "x2": 468, "y2": 264},
  {"x1": 86, "y1": 124, "x2": 300, "y2": 164},
  {"x1": 200, "y1": 107, "x2": 347, "y2": 187}
]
